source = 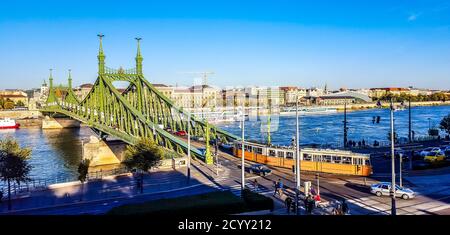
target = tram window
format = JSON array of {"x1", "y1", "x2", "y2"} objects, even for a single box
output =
[
  {"x1": 323, "y1": 155, "x2": 332, "y2": 163},
  {"x1": 245, "y1": 145, "x2": 253, "y2": 152},
  {"x1": 313, "y1": 155, "x2": 321, "y2": 162},
  {"x1": 286, "y1": 152, "x2": 294, "y2": 159},
  {"x1": 277, "y1": 151, "x2": 285, "y2": 158},
  {"x1": 269, "y1": 150, "x2": 276, "y2": 157},
  {"x1": 342, "y1": 157, "x2": 352, "y2": 164},
  {"x1": 303, "y1": 154, "x2": 312, "y2": 161},
  {"x1": 353, "y1": 158, "x2": 362, "y2": 165},
  {"x1": 365, "y1": 159, "x2": 370, "y2": 166},
  {"x1": 332, "y1": 156, "x2": 342, "y2": 163},
  {"x1": 255, "y1": 148, "x2": 263, "y2": 154}
]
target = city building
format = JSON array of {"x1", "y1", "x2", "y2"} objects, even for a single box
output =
[
  {"x1": 153, "y1": 84, "x2": 220, "y2": 109},
  {"x1": 0, "y1": 90, "x2": 29, "y2": 106},
  {"x1": 74, "y1": 83, "x2": 94, "y2": 100},
  {"x1": 369, "y1": 87, "x2": 411, "y2": 98},
  {"x1": 280, "y1": 86, "x2": 307, "y2": 106},
  {"x1": 316, "y1": 91, "x2": 372, "y2": 105}
]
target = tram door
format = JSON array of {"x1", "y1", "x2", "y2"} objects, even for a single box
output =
[{"x1": 314, "y1": 154, "x2": 322, "y2": 172}]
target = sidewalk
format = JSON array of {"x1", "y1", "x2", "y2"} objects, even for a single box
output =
[{"x1": 0, "y1": 160, "x2": 226, "y2": 213}]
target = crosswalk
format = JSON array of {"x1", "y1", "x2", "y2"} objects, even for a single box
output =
[{"x1": 226, "y1": 183, "x2": 274, "y2": 197}]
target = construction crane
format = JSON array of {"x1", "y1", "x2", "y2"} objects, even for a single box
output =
[{"x1": 180, "y1": 71, "x2": 215, "y2": 86}]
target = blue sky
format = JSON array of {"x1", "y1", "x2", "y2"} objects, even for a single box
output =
[{"x1": 1, "y1": 0, "x2": 450, "y2": 90}]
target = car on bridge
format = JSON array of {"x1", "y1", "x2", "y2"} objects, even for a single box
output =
[
  {"x1": 174, "y1": 130, "x2": 187, "y2": 136},
  {"x1": 370, "y1": 182, "x2": 415, "y2": 200}
]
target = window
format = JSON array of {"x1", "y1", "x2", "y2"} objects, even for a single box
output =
[
  {"x1": 269, "y1": 150, "x2": 276, "y2": 157},
  {"x1": 381, "y1": 185, "x2": 389, "y2": 190},
  {"x1": 342, "y1": 157, "x2": 352, "y2": 164},
  {"x1": 354, "y1": 158, "x2": 362, "y2": 165},
  {"x1": 365, "y1": 159, "x2": 371, "y2": 166},
  {"x1": 323, "y1": 155, "x2": 332, "y2": 163},
  {"x1": 255, "y1": 147, "x2": 263, "y2": 154},
  {"x1": 332, "y1": 156, "x2": 342, "y2": 163},
  {"x1": 286, "y1": 152, "x2": 294, "y2": 159},
  {"x1": 303, "y1": 154, "x2": 312, "y2": 161},
  {"x1": 313, "y1": 155, "x2": 321, "y2": 162},
  {"x1": 277, "y1": 151, "x2": 285, "y2": 158}
]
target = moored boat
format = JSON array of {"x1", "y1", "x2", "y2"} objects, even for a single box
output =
[{"x1": 0, "y1": 118, "x2": 20, "y2": 129}]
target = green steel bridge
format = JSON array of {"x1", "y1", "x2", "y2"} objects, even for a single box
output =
[{"x1": 40, "y1": 36, "x2": 239, "y2": 163}]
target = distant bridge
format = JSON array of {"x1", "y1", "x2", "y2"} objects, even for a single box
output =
[{"x1": 40, "y1": 36, "x2": 239, "y2": 162}]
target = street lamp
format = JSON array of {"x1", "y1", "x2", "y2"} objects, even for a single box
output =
[
  {"x1": 240, "y1": 105, "x2": 246, "y2": 192},
  {"x1": 295, "y1": 95, "x2": 301, "y2": 215},
  {"x1": 389, "y1": 98, "x2": 397, "y2": 216}
]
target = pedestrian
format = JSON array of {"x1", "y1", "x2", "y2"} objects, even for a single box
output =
[
  {"x1": 273, "y1": 179, "x2": 280, "y2": 196},
  {"x1": 303, "y1": 196, "x2": 309, "y2": 214},
  {"x1": 253, "y1": 179, "x2": 258, "y2": 192},
  {"x1": 307, "y1": 196, "x2": 314, "y2": 214},
  {"x1": 342, "y1": 199, "x2": 349, "y2": 215},
  {"x1": 358, "y1": 141, "x2": 361, "y2": 147},
  {"x1": 278, "y1": 180, "x2": 284, "y2": 197},
  {"x1": 362, "y1": 139, "x2": 366, "y2": 146},
  {"x1": 285, "y1": 197, "x2": 292, "y2": 214},
  {"x1": 310, "y1": 186, "x2": 316, "y2": 196},
  {"x1": 314, "y1": 194, "x2": 321, "y2": 207}
]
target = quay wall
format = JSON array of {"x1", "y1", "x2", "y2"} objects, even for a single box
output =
[{"x1": 0, "y1": 110, "x2": 42, "y2": 119}]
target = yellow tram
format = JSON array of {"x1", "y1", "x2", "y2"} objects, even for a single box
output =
[{"x1": 233, "y1": 141, "x2": 373, "y2": 176}]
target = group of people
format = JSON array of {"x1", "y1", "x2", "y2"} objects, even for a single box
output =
[
  {"x1": 347, "y1": 139, "x2": 366, "y2": 148},
  {"x1": 332, "y1": 199, "x2": 349, "y2": 215},
  {"x1": 283, "y1": 186, "x2": 321, "y2": 215}
]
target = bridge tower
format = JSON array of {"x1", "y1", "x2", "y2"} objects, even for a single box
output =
[{"x1": 97, "y1": 34, "x2": 105, "y2": 75}]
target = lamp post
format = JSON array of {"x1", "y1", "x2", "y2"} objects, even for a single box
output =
[
  {"x1": 241, "y1": 106, "x2": 245, "y2": 192},
  {"x1": 295, "y1": 95, "x2": 301, "y2": 215},
  {"x1": 187, "y1": 113, "x2": 191, "y2": 182},
  {"x1": 408, "y1": 98, "x2": 412, "y2": 143},
  {"x1": 343, "y1": 103, "x2": 348, "y2": 148},
  {"x1": 390, "y1": 98, "x2": 397, "y2": 216}
]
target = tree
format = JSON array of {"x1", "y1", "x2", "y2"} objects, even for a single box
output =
[
  {"x1": 0, "y1": 97, "x2": 4, "y2": 109},
  {"x1": 440, "y1": 114, "x2": 450, "y2": 136},
  {"x1": 122, "y1": 138, "x2": 163, "y2": 193},
  {"x1": 0, "y1": 137, "x2": 32, "y2": 210},
  {"x1": 15, "y1": 100, "x2": 25, "y2": 107},
  {"x1": 77, "y1": 159, "x2": 90, "y2": 201},
  {"x1": 3, "y1": 99, "x2": 14, "y2": 110}
]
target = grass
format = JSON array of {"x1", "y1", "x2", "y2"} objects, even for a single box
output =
[{"x1": 107, "y1": 190, "x2": 273, "y2": 215}]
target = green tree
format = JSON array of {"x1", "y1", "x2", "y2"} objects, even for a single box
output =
[
  {"x1": 0, "y1": 137, "x2": 32, "y2": 210},
  {"x1": 122, "y1": 138, "x2": 163, "y2": 193},
  {"x1": 77, "y1": 159, "x2": 90, "y2": 201},
  {"x1": 3, "y1": 99, "x2": 14, "y2": 110},
  {"x1": 439, "y1": 114, "x2": 450, "y2": 136},
  {"x1": 15, "y1": 100, "x2": 25, "y2": 107}
]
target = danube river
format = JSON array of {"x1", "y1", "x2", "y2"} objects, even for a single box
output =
[{"x1": 0, "y1": 105, "x2": 449, "y2": 184}]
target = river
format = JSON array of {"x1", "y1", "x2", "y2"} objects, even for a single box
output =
[{"x1": 0, "y1": 105, "x2": 449, "y2": 185}]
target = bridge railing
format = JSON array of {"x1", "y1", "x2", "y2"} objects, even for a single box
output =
[{"x1": 0, "y1": 168, "x2": 131, "y2": 198}]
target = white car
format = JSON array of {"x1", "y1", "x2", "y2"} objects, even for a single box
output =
[
  {"x1": 419, "y1": 147, "x2": 441, "y2": 157},
  {"x1": 370, "y1": 182, "x2": 415, "y2": 200}
]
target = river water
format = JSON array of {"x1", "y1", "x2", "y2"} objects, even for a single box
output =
[{"x1": 0, "y1": 105, "x2": 449, "y2": 184}]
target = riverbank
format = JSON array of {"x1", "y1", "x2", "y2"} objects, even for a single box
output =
[{"x1": 333, "y1": 100, "x2": 450, "y2": 112}]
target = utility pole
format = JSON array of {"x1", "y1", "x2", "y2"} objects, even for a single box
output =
[
  {"x1": 390, "y1": 98, "x2": 397, "y2": 216},
  {"x1": 295, "y1": 95, "x2": 301, "y2": 215},
  {"x1": 187, "y1": 113, "x2": 191, "y2": 182},
  {"x1": 408, "y1": 98, "x2": 412, "y2": 143},
  {"x1": 343, "y1": 103, "x2": 348, "y2": 148},
  {"x1": 241, "y1": 106, "x2": 245, "y2": 192},
  {"x1": 399, "y1": 153, "x2": 403, "y2": 187}
]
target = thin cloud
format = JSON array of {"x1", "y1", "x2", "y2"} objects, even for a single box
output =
[{"x1": 407, "y1": 12, "x2": 421, "y2": 21}]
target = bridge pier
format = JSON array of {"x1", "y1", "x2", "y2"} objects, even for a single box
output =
[
  {"x1": 42, "y1": 116, "x2": 80, "y2": 129},
  {"x1": 82, "y1": 136, "x2": 124, "y2": 170}
]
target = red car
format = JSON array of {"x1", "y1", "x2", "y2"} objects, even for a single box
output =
[{"x1": 175, "y1": 130, "x2": 187, "y2": 136}]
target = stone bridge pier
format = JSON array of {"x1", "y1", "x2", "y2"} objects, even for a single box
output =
[
  {"x1": 82, "y1": 136, "x2": 127, "y2": 170},
  {"x1": 42, "y1": 116, "x2": 80, "y2": 129}
]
